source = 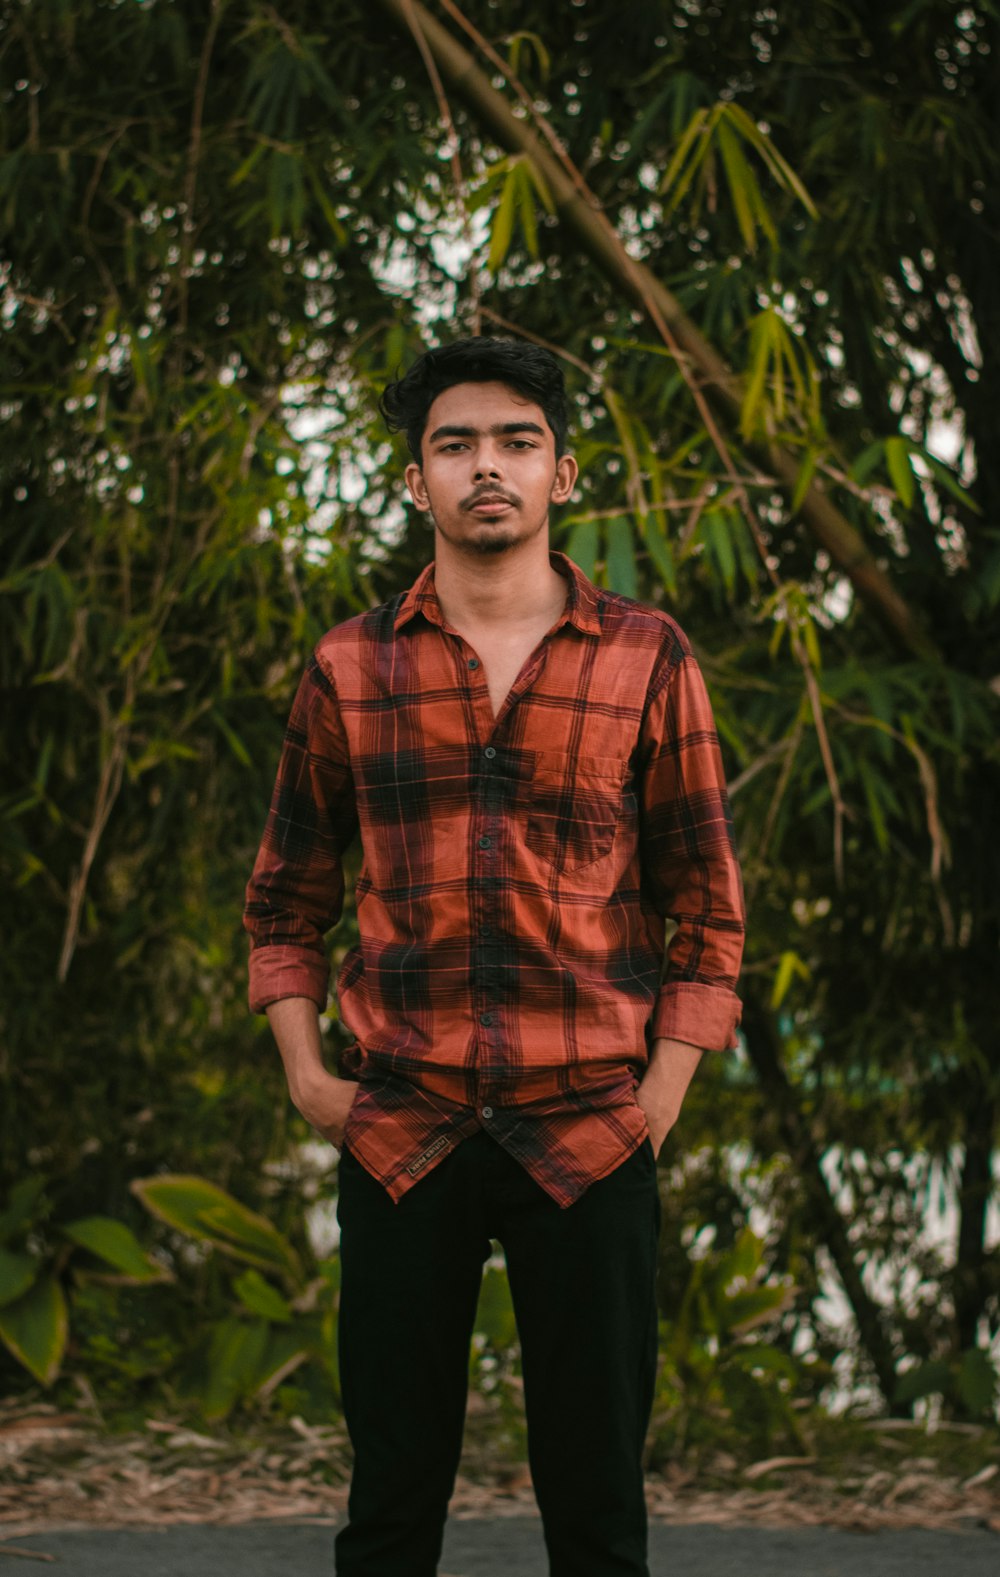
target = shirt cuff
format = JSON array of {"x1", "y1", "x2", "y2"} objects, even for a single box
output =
[
  {"x1": 651, "y1": 981, "x2": 742, "y2": 1052},
  {"x1": 248, "y1": 945, "x2": 329, "y2": 1015}
]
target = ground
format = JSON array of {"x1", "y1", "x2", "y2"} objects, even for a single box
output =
[{"x1": 2, "y1": 1397, "x2": 999, "y2": 1546}]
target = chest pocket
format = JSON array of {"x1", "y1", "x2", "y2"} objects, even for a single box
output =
[{"x1": 525, "y1": 751, "x2": 626, "y2": 873}]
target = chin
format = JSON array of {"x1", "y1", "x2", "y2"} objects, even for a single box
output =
[{"x1": 472, "y1": 533, "x2": 518, "y2": 555}]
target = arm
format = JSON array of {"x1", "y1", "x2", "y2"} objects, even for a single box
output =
[
  {"x1": 244, "y1": 652, "x2": 358, "y2": 1010},
  {"x1": 635, "y1": 1037, "x2": 703, "y2": 1157},
  {"x1": 267, "y1": 996, "x2": 358, "y2": 1147},
  {"x1": 637, "y1": 647, "x2": 746, "y2": 1151},
  {"x1": 244, "y1": 653, "x2": 360, "y2": 1141}
]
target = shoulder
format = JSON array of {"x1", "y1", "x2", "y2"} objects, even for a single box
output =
[
  {"x1": 594, "y1": 589, "x2": 693, "y2": 665},
  {"x1": 312, "y1": 590, "x2": 407, "y2": 672}
]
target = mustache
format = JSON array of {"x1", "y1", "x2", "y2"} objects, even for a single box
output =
[{"x1": 460, "y1": 486, "x2": 521, "y2": 510}]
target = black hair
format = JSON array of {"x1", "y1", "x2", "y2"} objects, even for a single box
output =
[{"x1": 379, "y1": 337, "x2": 570, "y2": 462}]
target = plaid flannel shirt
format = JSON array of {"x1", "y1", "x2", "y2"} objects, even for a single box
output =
[{"x1": 244, "y1": 553, "x2": 745, "y2": 1206}]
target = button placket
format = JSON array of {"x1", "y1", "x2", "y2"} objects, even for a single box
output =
[{"x1": 474, "y1": 735, "x2": 506, "y2": 1064}]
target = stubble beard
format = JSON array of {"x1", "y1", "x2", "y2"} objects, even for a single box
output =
[{"x1": 432, "y1": 500, "x2": 547, "y2": 559}]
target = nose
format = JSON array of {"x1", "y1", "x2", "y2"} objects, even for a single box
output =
[{"x1": 473, "y1": 443, "x2": 503, "y2": 481}]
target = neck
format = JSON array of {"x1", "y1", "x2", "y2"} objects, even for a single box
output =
[{"x1": 433, "y1": 535, "x2": 566, "y2": 631}]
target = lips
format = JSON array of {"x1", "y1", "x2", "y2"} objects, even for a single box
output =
[{"x1": 467, "y1": 494, "x2": 515, "y2": 514}]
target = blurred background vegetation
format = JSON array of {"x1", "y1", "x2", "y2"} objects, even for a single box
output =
[{"x1": 1, "y1": 0, "x2": 998, "y2": 1464}]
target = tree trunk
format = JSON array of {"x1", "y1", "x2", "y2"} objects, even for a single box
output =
[
  {"x1": 952, "y1": 1076, "x2": 997, "y2": 1358},
  {"x1": 741, "y1": 991, "x2": 902, "y2": 1410}
]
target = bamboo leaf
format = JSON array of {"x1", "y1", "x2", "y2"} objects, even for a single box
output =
[
  {"x1": 606, "y1": 517, "x2": 639, "y2": 598},
  {"x1": 717, "y1": 119, "x2": 768, "y2": 252},
  {"x1": 515, "y1": 161, "x2": 539, "y2": 257},
  {"x1": 487, "y1": 165, "x2": 519, "y2": 272},
  {"x1": 771, "y1": 949, "x2": 809, "y2": 1008},
  {"x1": 506, "y1": 30, "x2": 551, "y2": 81},
  {"x1": 642, "y1": 520, "x2": 677, "y2": 594},
  {"x1": 565, "y1": 517, "x2": 599, "y2": 580},
  {"x1": 740, "y1": 311, "x2": 776, "y2": 438},
  {"x1": 884, "y1": 437, "x2": 915, "y2": 509},
  {"x1": 660, "y1": 107, "x2": 710, "y2": 209},
  {"x1": 703, "y1": 508, "x2": 737, "y2": 593}
]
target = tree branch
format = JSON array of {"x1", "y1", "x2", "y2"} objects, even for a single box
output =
[{"x1": 374, "y1": 0, "x2": 938, "y2": 662}]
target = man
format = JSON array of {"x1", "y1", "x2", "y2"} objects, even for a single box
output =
[{"x1": 244, "y1": 338, "x2": 745, "y2": 1576}]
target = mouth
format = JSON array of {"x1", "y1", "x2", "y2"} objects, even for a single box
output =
[{"x1": 467, "y1": 495, "x2": 515, "y2": 517}]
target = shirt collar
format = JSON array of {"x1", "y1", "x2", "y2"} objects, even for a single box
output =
[{"x1": 393, "y1": 551, "x2": 603, "y2": 637}]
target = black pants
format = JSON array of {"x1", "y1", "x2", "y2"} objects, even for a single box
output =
[{"x1": 334, "y1": 1130, "x2": 661, "y2": 1577}]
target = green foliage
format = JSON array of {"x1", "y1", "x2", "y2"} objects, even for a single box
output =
[
  {"x1": 1, "y1": 0, "x2": 998, "y2": 1430},
  {"x1": 896, "y1": 1348, "x2": 998, "y2": 1423},
  {"x1": 0, "y1": 1180, "x2": 167, "y2": 1386},
  {"x1": 651, "y1": 1227, "x2": 804, "y2": 1461},
  {"x1": 131, "y1": 1176, "x2": 303, "y2": 1285}
]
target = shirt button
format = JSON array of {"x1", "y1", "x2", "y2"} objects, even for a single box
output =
[
  {"x1": 479, "y1": 1011, "x2": 494, "y2": 1027},
  {"x1": 468, "y1": 657, "x2": 479, "y2": 669},
  {"x1": 482, "y1": 1106, "x2": 494, "y2": 1120},
  {"x1": 478, "y1": 835, "x2": 492, "y2": 850},
  {"x1": 484, "y1": 746, "x2": 496, "y2": 759}
]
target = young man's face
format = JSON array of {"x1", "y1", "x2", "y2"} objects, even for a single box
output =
[{"x1": 404, "y1": 380, "x2": 577, "y2": 558}]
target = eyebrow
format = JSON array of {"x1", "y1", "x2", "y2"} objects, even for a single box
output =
[{"x1": 427, "y1": 421, "x2": 546, "y2": 444}]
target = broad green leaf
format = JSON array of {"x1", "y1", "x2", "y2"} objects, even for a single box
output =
[
  {"x1": 894, "y1": 1358, "x2": 951, "y2": 1404},
  {"x1": 605, "y1": 517, "x2": 639, "y2": 598},
  {"x1": 254, "y1": 1325, "x2": 313, "y2": 1400},
  {"x1": 200, "y1": 1316, "x2": 271, "y2": 1421},
  {"x1": 473, "y1": 1264, "x2": 518, "y2": 1351},
  {"x1": 0, "y1": 1274, "x2": 67, "y2": 1385},
  {"x1": 884, "y1": 437, "x2": 915, "y2": 509},
  {"x1": 131, "y1": 1175, "x2": 301, "y2": 1282},
  {"x1": 724, "y1": 1283, "x2": 797, "y2": 1335},
  {"x1": 0, "y1": 1247, "x2": 37, "y2": 1308},
  {"x1": 233, "y1": 1268, "x2": 293, "y2": 1323},
  {"x1": 62, "y1": 1216, "x2": 172, "y2": 1283},
  {"x1": 957, "y1": 1348, "x2": 996, "y2": 1416}
]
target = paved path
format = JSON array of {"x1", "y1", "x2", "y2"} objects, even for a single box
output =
[{"x1": 1, "y1": 1519, "x2": 996, "y2": 1574}]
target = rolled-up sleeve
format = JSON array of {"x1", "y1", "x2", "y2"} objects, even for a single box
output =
[
  {"x1": 639, "y1": 651, "x2": 745, "y2": 1051},
  {"x1": 243, "y1": 653, "x2": 357, "y2": 1013}
]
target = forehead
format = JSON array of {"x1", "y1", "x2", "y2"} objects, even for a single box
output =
[{"x1": 424, "y1": 379, "x2": 549, "y2": 434}]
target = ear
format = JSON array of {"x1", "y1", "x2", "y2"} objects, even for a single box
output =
[
  {"x1": 404, "y1": 461, "x2": 431, "y2": 512},
  {"x1": 550, "y1": 452, "x2": 579, "y2": 505}
]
